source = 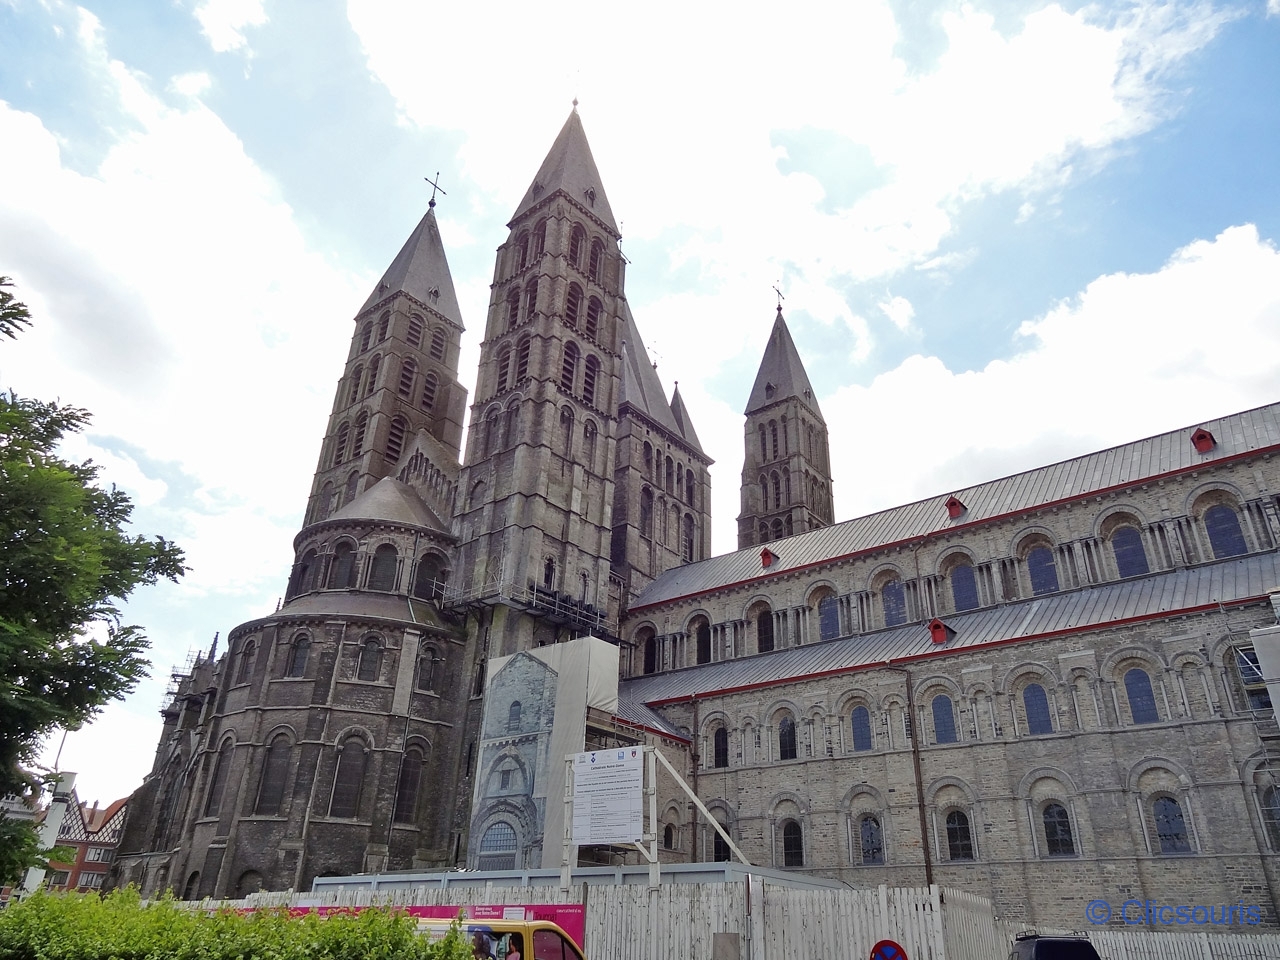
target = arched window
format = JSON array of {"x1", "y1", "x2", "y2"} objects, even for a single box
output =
[
  {"x1": 393, "y1": 747, "x2": 424, "y2": 823},
  {"x1": 421, "y1": 372, "x2": 438, "y2": 411},
  {"x1": 385, "y1": 417, "x2": 407, "y2": 463},
  {"x1": 859, "y1": 815, "x2": 884, "y2": 865},
  {"x1": 582, "y1": 355, "x2": 600, "y2": 405},
  {"x1": 328, "y1": 542, "x2": 357, "y2": 589},
  {"x1": 778, "y1": 714, "x2": 797, "y2": 760},
  {"x1": 515, "y1": 232, "x2": 529, "y2": 270},
  {"x1": 585, "y1": 297, "x2": 602, "y2": 339},
  {"x1": 255, "y1": 734, "x2": 291, "y2": 815},
  {"x1": 588, "y1": 239, "x2": 604, "y2": 281},
  {"x1": 333, "y1": 422, "x2": 350, "y2": 465},
  {"x1": 1027, "y1": 546, "x2": 1059, "y2": 595},
  {"x1": 351, "y1": 411, "x2": 368, "y2": 458},
  {"x1": 565, "y1": 284, "x2": 583, "y2": 328},
  {"x1": 946, "y1": 810, "x2": 974, "y2": 860},
  {"x1": 236, "y1": 639, "x2": 257, "y2": 684},
  {"x1": 665, "y1": 457, "x2": 674, "y2": 492},
  {"x1": 851, "y1": 706, "x2": 873, "y2": 752},
  {"x1": 285, "y1": 634, "x2": 309, "y2": 678},
  {"x1": 643, "y1": 441, "x2": 653, "y2": 478},
  {"x1": 1112, "y1": 525, "x2": 1150, "y2": 577},
  {"x1": 182, "y1": 872, "x2": 201, "y2": 901},
  {"x1": 495, "y1": 345, "x2": 512, "y2": 394},
  {"x1": 407, "y1": 315, "x2": 423, "y2": 348},
  {"x1": 1205, "y1": 504, "x2": 1247, "y2": 558},
  {"x1": 532, "y1": 219, "x2": 547, "y2": 256},
  {"x1": 951, "y1": 563, "x2": 979, "y2": 611},
  {"x1": 397, "y1": 358, "x2": 416, "y2": 398},
  {"x1": 416, "y1": 651, "x2": 438, "y2": 690},
  {"x1": 357, "y1": 637, "x2": 382, "y2": 681},
  {"x1": 642, "y1": 631, "x2": 657, "y2": 675},
  {"x1": 478, "y1": 821, "x2": 518, "y2": 870},
  {"x1": 515, "y1": 337, "x2": 531, "y2": 380},
  {"x1": 364, "y1": 355, "x2": 380, "y2": 397},
  {"x1": 328, "y1": 737, "x2": 366, "y2": 818},
  {"x1": 683, "y1": 514, "x2": 695, "y2": 562},
  {"x1": 524, "y1": 277, "x2": 539, "y2": 319},
  {"x1": 772, "y1": 472, "x2": 781, "y2": 510},
  {"x1": 507, "y1": 700, "x2": 522, "y2": 733},
  {"x1": 695, "y1": 619, "x2": 711, "y2": 664},
  {"x1": 1152, "y1": 796, "x2": 1191, "y2": 853},
  {"x1": 542, "y1": 557, "x2": 556, "y2": 590},
  {"x1": 713, "y1": 727, "x2": 729, "y2": 768},
  {"x1": 1023, "y1": 683, "x2": 1053, "y2": 734},
  {"x1": 367, "y1": 544, "x2": 398, "y2": 592},
  {"x1": 414, "y1": 553, "x2": 446, "y2": 600},
  {"x1": 560, "y1": 342, "x2": 579, "y2": 392},
  {"x1": 759, "y1": 476, "x2": 768, "y2": 511},
  {"x1": 663, "y1": 824, "x2": 674, "y2": 849},
  {"x1": 759, "y1": 522, "x2": 769, "y2": 543},
  {"x1": 484, "y1": 408, "x2": 500, "y2": 455},
  {"x1": 640, "y1": 487, "x2": 654, "y2": 538},
  {"x1": 1124, "y1": 668, "x2": 1159, "y2": 723},
  {"x1": 818, "y1": 595, "x2": 840, "y2": 640},
  {"x1": 782, "y1": 820, "x2": 803, "y2": 867},
  {"x1": 583, "y1": 420, "x2": 597, "y2": 466},
  {"x1": 377, "y1": 312, "x2": 390, "y2": 341},
  {"x1": 344, "y1": 470, "x2": 358, "y2": 505},
  {"x1": 932, "y1": 694, "x2": 957, "y2": 744},
  {"x1": 569, "y1": 225, "x2": 586, "y2": 269},
  {"x1": 713, "y1": 828, "x2": 731, "y2": 862},
  {"x1": 429, "y1": 329, "x2": 446, "y2": 361},
  {"x1": 203, "y1": 739, "x2": 234, "y2": 816},
  {"x1": 756, "y1": 609, "x2": 774, "y2": 653},
  {"x1": 1261, "y1": 786, "x2": 1280, "y2": 850},
  {"x1": 758, "y1": 424, "x2": 767, "y2": 461},
  {"x1": 347, "y1": 366, "x2": 363, "y2": 405},
  {"x1": 1042, "y1": 803, "x2": 1075, "y2": 856},
  {"x1": 559, "y1": 406, "x2": 574, "y2": 455},
  {"x1": 359, "y1": 320, "x2": 373, "y2": 352},
  {"x1": 770, "y1": 421, "x2": 779, "y2": 459},
  {"x1": 882, "y1": 578, "x2": 907, "y2": 627}
]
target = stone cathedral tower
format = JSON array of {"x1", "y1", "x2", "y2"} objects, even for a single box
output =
[{"x1": 737, "y1": 306, "x2": 833, "y2": 547}]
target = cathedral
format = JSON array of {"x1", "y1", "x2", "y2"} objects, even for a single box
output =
[{"x1": 112, "y1": 109, "x2": 1280, "y2": 928}]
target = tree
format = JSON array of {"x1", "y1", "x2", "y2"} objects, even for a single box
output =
[{"x1": 0, "y1": 277, "x2": 185, "y2": 873}]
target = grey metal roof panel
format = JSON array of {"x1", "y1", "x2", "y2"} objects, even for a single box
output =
[
  {"x1": 359, "y1": 207, "x2": 463, "y2": 324},
  {"x1": 623, "y1": 553, "x2": 1280, "y2": 705},
  {"x1": 633, "y1": 402, "x2": 1280, "y2": 609},
  {"x1": 511, "y1": 109, "x2": 617, "y2": 233},
  {"x1": 613, "y1": 693, "x2": 688, "y2": 740}
]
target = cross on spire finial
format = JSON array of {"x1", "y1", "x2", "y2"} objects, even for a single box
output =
[
  {"x1": 424, "y1": 171, "x2": 447, "y2": 209},
  {"x1": 773, "y1": 285, "x2": 786, "y2": 313}
]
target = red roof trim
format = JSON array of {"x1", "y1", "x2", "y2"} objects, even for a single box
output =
[
  {"x1": 629, "y1": 443, "x2": 1280, "y2": 615},
  {"x1": 639, "y1": 594, "x2": 1265, "y2": 706}
]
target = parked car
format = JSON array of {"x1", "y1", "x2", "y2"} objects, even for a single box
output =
[{"x1": 1009, "y1": 933, "x2": 1103, "y2": 960}]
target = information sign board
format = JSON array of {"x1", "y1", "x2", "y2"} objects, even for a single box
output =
[{"x1": 570, "y1": 747, "x2": 645, "y2": 845}]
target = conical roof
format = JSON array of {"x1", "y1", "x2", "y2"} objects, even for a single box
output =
[
  {"x1": 744, "y1": 308, "x2": 824, "y2": 422},
  {"x1": 359, "y1": 205, "x2": 463, "y2": 325},
  {"x1": 618, "y1": 303, "x2": 684, "y2": 438},
  {"x1": 512, "y1": 108, "x2": 618, "y2": 232},
  {"x1": 328, "y1": 476, "x2": 447, "y2": 532},
  {"x1": 669, "y1": 385, "x2": 707, "y2": 458}
]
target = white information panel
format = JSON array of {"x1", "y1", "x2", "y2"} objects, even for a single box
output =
[{"x1": 571, "y1": 747, "x2": 645, "y2": 845}]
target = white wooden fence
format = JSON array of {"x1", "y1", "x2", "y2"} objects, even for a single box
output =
[{"x1": 238, "y1": 880, "x2": 1280, "y2": 960}]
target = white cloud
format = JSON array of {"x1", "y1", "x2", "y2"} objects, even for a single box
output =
[
  {"x1": 879, "y1": 295, "x2": 916, "y2": 332},
  {"x1": 170, "y1": 71, "x2": 212, "y2": 97},
  {"x1": 193, "y1": 0, "x2": 267, "y2": 53}
]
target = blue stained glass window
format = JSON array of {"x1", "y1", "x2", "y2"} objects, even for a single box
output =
[
  {"x1": 1112, "y1": 526, "x2": 1150, "y2": 577},
  {"x1": 951, "y1": 563, "x2": 979, "y2": 611},
  {"x1": 851, "y1": 706, "x2": 873, "y2": 752},
  {"x1": 819, "y1": 595, "x2": 840, "y2": 640},
  {"x1": 882, "y1": 579, "x2": 907, "y2": 627},
  {"x1": 932, "y1": 694, "x2": 958, "y2": 744},
  {"x1": 859, "y1": 816, "x2": 884, "y2": 864},
  {"x1": 778, "y1": 715, "x2": 797, "y2": 760},
  {"x1": 946, "y1": 810, "x2": 974, "y2": 860},
  {"x1": 1023, "y1": 683, "x2": 1053, "y2": 734},
  {"x1": 1153, "y1": 796, "x2": 1191, "y2": 853},
  {"x1": 1125, "y1": 668, "x2": 1159, "y2": 724},
  {"x1": 1027, "y1": 546, "x2": 1058, "y2": 595},
  {"x1": 1043, "y1": 803, "x2": 1075, "y2": 856},
  {"x1": 1205, "y1": 504, "x2": 1247, "y2": 558}
]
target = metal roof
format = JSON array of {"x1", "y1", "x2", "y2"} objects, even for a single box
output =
[
  {"x1": 633, "y1": 401, "x2": 1280, "y2": 609},
  {"x1": 744, "y1": 308, "x2": 824, "y2": 422},
  {"x1": 621, "y1": 551, "x2": 1280, "y2": 705}
]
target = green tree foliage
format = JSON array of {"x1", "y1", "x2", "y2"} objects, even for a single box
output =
[
  {"x1": 0, "y1": 277, "x2": 186, "y2": 878},
  {"x1": 0, "y1": 888, "x2": 477, "y2": 960}
]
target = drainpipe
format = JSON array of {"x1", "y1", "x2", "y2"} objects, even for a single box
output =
[{"x1": 882, "y1": 663, "x2": 933, "y2": 887}]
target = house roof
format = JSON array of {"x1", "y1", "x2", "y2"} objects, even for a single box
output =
[
  {"x1": 632, "y1": 401, "x2": 1280, "y2": 610},
  {"x1": 623, "y1": 551, "x2": 1280, "y2": 706},
  {"x1": 512, "y1": 107, "x2": 618, "y2": 233},
  {"x1": 358, "y1": 205, "x2": 463, "y2": 325}
]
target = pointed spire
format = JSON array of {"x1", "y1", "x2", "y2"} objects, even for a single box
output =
[
  {"x1": 669, "y1": 383, "x2": 706, "y2": 457},
  {"x1": 359, "y1": 205, "x2": 463, "y2": 326},
  {"x1": 618, "y1": 303, "x2": 684, "y2": 436},
  {"x1": 744, "y1": 307, "x2": 824, "y2": 421},
  {"x1": 512, "y1": 107, "x2": 618, "y2": 232}
]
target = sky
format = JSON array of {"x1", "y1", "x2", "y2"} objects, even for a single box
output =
[{"x1": 2, "y1": 0, "x2": 1280, "y2": 806}]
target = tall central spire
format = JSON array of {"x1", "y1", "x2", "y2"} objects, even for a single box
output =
[{"x1": 511, "y1": 108, "x2": 618, "y2": 233}]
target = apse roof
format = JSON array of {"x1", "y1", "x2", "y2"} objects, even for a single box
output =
[
  {"x1": 359, "y1": 205, "x2": 463, "y2": 324},
  {"x1": 328, "y1": 476, "x2": 447, "y2": 531},
  {"x1": 744, "y1": 308, "x2": 824, "y2": 421},
  {"x1": 624, "y1": 550, "x2": 1280, "y2": 705},
  {"x1": 633, "y1": 401, "x2": 1280, "y2": 610},
  {"x1": 512, "y1": 108, "x2": 618, "y2": 233}
]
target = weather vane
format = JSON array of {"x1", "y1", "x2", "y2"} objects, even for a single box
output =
[
  {"x1": 424, "y1": 171, "x2": 447, "y2": 209},
  {"x1": 773, "y1": 285, "x2": 786, "y2": 311}
]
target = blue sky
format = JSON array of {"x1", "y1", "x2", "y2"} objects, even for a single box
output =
[{"x1": 2, "y1": 0, "x2": 1279, "y2": 803}]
